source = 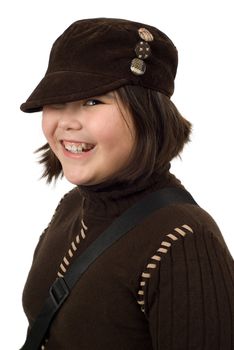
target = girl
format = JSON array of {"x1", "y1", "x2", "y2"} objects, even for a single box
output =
[{"x1": 20, "y1": 18, "x2": 234, "y2": 349}]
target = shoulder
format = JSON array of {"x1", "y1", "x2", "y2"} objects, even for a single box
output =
[
  {"x1": 31, "y1": 186, "x2": 82, "y2": 260},
  {"x1": 51, "y1": 186, "x2": 82, "y2": 218},
  {"x1": 40, "y1": 186, "x2": 82, "y2": 237},
  {"x1": 135, "y1": 201, "x2": 234, "y2": 315},
  {"x1": 140, "y1": 200, "x2": 228, "y2": 251},
  {"x1": 56, "y1": 186, "x2": 82, "y2": 209}
]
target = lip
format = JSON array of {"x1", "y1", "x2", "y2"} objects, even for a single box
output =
[
  {"x1": 61, "y1": 139, "x2": 94, "y2": 144},
  {"x1": 60, "y1": 140, "x2": 96, "y2": 159}
]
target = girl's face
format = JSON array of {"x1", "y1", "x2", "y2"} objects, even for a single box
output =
[{"x1": 42, "y1": 92, "x2": 135, "y2": 186}]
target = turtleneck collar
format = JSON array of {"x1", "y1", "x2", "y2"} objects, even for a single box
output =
[{"x1": 77, "y1": 163, "x2": 184, "y2": 219}]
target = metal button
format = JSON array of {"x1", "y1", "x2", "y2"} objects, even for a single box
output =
[
  {"x1": 130, "y1": 58, "x2": 146, "y2": 75},
  {"x1": 138, "y1": 28, "x2": 154, "y2": 42},
  {"x1": 135, "y1": 41, "x2": 151, "y2": 59}
]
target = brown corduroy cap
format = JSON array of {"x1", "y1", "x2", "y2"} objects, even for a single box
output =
[{"x1": 20, "y1": 18, "x2": 178, "y2": 113}]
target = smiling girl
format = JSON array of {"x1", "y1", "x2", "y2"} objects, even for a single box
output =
[
  {"x1": 42, "y1": 93, "x2": 135, "y2": 186},
  {"x1": 20, "y1": 18, "x2": 234, "y2": 350}
]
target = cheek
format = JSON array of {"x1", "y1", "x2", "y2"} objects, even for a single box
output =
[
  {"x1": 97, "y1": 117, "x2": 134, "y2": 155},
  {"x1": 42, "y1": 113, "x2": 55, "y2": 143}
]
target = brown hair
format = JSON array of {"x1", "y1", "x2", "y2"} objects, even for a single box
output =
[{"x1": 36, "y1": 85, "x2": 192, "y2": 183}]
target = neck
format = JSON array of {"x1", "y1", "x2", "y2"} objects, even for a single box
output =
[{"x1": 78, "y1": 164, "x2": 184, "y2": 219}]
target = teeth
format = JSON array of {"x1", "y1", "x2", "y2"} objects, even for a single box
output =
[{"x1": 64, "y1": 142, "x2": 94, "y2": 153}]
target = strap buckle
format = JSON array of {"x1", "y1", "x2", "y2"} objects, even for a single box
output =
[{"x1": 49, "y1": 277, "x2": 70, "y2": 307}]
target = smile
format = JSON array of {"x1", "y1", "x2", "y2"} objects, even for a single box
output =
[{"x1": 62, "y1": 141, "x2": 95, "y2": 154}]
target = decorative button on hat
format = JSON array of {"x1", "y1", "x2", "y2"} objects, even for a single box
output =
[
  {"x1": 20, "y1": 18, "x2": 178, "y2": 113},
  {"x1": 138, "y1": 27, "x2": 154, "y2": 41},
  {"x1": 130, "y1": 58, "x2": 146, "y2": 75},
  {"x1": 135, "y1": 41, "x2": 151, "y2": 59}
]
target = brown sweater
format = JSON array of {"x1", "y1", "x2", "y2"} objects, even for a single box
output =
[{"x1": 22, "y1": 170, "x2": 234, "y2": 350}]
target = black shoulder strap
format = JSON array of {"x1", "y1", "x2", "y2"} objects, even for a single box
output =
[{"x1": 20, "y1": 187, "x2": 198, "y2": 350}]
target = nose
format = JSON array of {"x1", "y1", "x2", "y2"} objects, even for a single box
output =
[{"x1": 58, "y1": 105, "x2": 82, "y2": 131}]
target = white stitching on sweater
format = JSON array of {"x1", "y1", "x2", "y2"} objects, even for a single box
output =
[
  {"x1": 167, "y1": 233, "x2": 178, "y2": 241},
  {"x1": 174, "y1": 227, "x2": 187, "y2": 236},
  {"x1": 57, "y1": 218, "x2": 88, "y2": 278},
  {"x1": 141, "y1": 272, "x2": 151, "y2": 278},
  {"x1": 182, "y1": 224, "x2": 194, "y2": 232},
  {"x1": 161, "y1": 241, "x2": 172, "y2": 248},
  {"x1": 71, "y1": 242, "x2": 77, "y2": 251},
  {"x1": 81, "y1": 219, "x2": 88, "y2": 230},
  {"x1": 68, "y1": 249, "x2": 74, "y2": 258},
  {"x1": 137, "y1": 224, "x2": 194, "y2": 313},
  {"x1": 157, "y1": 247, "x2": 168, "y2": 253},
  {"x1": 147, "y1": 263, "x2": 157, "y2": 269},
  {"x1": 151, "y1": 255, "x2": 161, "y2": 261}
]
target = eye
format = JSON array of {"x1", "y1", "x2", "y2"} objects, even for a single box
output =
[{"x1": 84, "y1": 99, "x2": 103, "y2": 106}]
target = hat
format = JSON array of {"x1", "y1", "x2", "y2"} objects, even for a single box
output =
[{"x1": 20, "y1": 18, "x2": 178, "y2": 113}]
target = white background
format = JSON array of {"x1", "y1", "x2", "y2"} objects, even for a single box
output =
[{"x1": 1, "y1": 0, "x2": 233, "y2": 348}]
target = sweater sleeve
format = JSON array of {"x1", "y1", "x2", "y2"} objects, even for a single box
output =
[{"x1": 141, "y1": 225, "x2": 234, "y2": 350}]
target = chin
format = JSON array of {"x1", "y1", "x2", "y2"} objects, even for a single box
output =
[
  {"x1": 63, "y1": 172, "x2": 95, "y2": 186},
  {"x1": 65, "y1": 177, "x2": 88, "y2": 186}
]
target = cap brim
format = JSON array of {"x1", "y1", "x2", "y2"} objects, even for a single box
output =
[{"x1": 20, "y1": 71, "x2": 129, "y2": 113}]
